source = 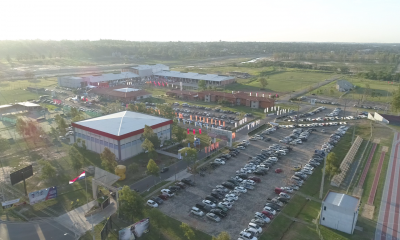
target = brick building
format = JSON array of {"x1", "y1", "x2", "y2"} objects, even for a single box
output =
[{"x1": 166, "y1": 90, "x2": 275, "y2": 109}]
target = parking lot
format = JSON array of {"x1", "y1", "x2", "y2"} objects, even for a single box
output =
[{"x1": 157, "y1": 123, "x2": 341, "y2": 238}]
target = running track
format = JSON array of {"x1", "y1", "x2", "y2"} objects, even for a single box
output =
[
  {"x1": 358, "y1": 143, "x2": 377, "y2": 188},
  {"x1": 368, "y1": 150, "x2": 386, "y2": 205},
  {"x1": 375, "y1": 132, "x2": 400, "y2": 240}
]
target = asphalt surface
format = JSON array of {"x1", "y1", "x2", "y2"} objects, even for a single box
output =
[
  {"x1": 0, "y1": 220, "x2": 76, "y2": 240},
  {"x1": 375, "y1": 132, "x2": 400, "y2": 240}
]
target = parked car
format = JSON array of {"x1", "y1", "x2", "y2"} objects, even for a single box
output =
[
  {"x1": 202, "y1": 200, "x2": 216, "y2": 208},
  {"x1": 160, "y1": 167, "x2": 169, "y2": 173},
  {"x1": 206, "y1": 213, "x2": 221, "y2": 222},
  {"x1": 195, "y1": 203, "x2": 212, "y2": 212},
  {"x1": 160, "y1": 189, "x2": 174, "y2": 197},
  {"x1": 151, "y1": 197, "x2": 163, "y2": 205},
  {"x1": 181, "y1": 178, "x2": 195, "y2": 186},
  {"x1": 190, "y1": 207, "x2": 204, "y2": 216},
  {"x1": 146, "y1": 199, "x2": 158, "y2": 208},
  {"x1": 158, "y1": 194, "x2": 168, "y2": 200},
  {"x1": 210, "y1": 208, "x2": 227, "y2": 218}
]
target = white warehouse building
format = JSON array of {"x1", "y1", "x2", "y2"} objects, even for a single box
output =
[
  {"x1": 71, "y1": 111, "x2": 173, "y2": 161},
  {"x1": 320, "y1": 191, "x2": 360, "y2": 234}
]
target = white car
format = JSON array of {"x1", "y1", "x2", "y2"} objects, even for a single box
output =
[
  {"x1": 258, "y1": 164, "x2": 270, "y2": 170},
  {"x1": 191, "y1": 207, "x2": 204, "y2": 216},
  {"x1": 288, "y1": 185, "x2": 299, "y2": 190},
  {"x1": 146, "y1": 200, "x2": 158, "y2": 208},
  {"x1": 229, "y1": 190, "x2": 241, "y2": 196},
  {"x1": 219, "y1": 201, "x2": 232, "y2": 209},
  {"x1": 215, "y1": 185, "x2": 229, "y2": 192},
  {"x1": 263, "y1": 206, "x2": 277, "y2": 215},
  {"x1": 254, "y1": 212, "x2": 271, "y2": 223},
  {"x1": 214, "y1": 159, "x2": 225, "y2": 165},
  {"x1": 225, "y1": 194, "x2": 239, "y2": 200},
  {"x1": 268, "y1": 157, "x2": 278, "y2": 162},
  {"x1": 237, "y1": 146, "x2": 246, "y2": 150},
  {"x1": 239, "y1": 231, "x2": 258, "y2": 240},
  {"x1": 232, "y1": 176, "x2": 243, "y2": 182},
  {"x1": 242, "y1": 180, "x2": 255, "y2": 185},
  {"x1": 202, "y1": 200, "x2": 216, "y2": 208},
  {"x1": 248, "y1": 223, "x2": 263, "y2": 234},
  {"x1": 222, "y1": 198, "x2": 235, "y2": 204},
  {"x1": 235, "y1": 186, "x2": 248, "y2": 193},
  {"x1": 279, "y1": 192, "x2": 291, "y2": 199},
  {"x1": 280, "y1": 187, "x2": 293, "y2": 193},
  {"x1": 301, "y1": 169, "x2": 313, "y2": 175},
  {"x1": 304, "y1": 165, "x2": 315, "y2": 171},
  {"x1": 160, "y1": 189, "x2": 174, "y2": 197}
]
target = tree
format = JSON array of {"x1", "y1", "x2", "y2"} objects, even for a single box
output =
[
  {"x1": 69, "y1": 145, "x2": 84, "y2": 173},
  {"x1": 180, "y1": 147, "x2": 198, "y2": 168},
  {"x1": 16, "y1": 118, "x2": 27, "y2": 136},
  {"x1": 212, "y1": 232, "x2": 231, "y2": 240},
  {"x1": 49, "y1": 127, "x2": 58, "y2": 139},
  {"x1": 198, "y1": 80, "x2": 207, "y2": 90},
  {"x1": 119, "y1": 185, "x2": 145, "y2": 221},
  {"x1": 142, "y1": 125, "x2": 161, "y2": 148},
  {"x1": 100, "y1": 147, "x2": 117, "y2": 172},
  {"x1": 128, "y1": 163, "x2": 139, "y2": 174},
  {"x1": 158, "y1": 103, "x2": 175, "y2": 119},
  {"x1": 325, "y1": 152, "x2": 341, "y2": 179},
  {"x1": 147, "y1": 159, "x2": 160, "y2": 177},
  {"x1": 180, "y1": 223, "x2": 195, "y2": 240},
  {"x1": 39, "y1": 160, "x2": 57, "y2": 180},
  {"x1": 147, "y1": 208, "x2": 167, "y2": 228},
  {"x1": 258, "y1": 77, "x2": 268, "y2": 89},
  {"x1": 172, "y1": 125, "x2": 187, "y2": 142},
  {"x1": 392, "y1": 86, "x2": 400, "y2": 112},
  {"x1": 0, "y1": 135, "x2": 10, "y2": 153},
  {"x1": 54, "y1": 114, "x2": 68, "y2": 135}
]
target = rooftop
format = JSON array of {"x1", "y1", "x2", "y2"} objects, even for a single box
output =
[
  {"x1": 84, "y1": 72, "x2": 139, "y2": 83},
  {"x1": 113, "y1": 88, "x2": 140, "y2": 93},
  {"x1": 18, "y1": 102, "x2": 41, "y2": 107},
  {"x1": 0, "y1": 104, "x2": 13, "y2": 109},
  {"x1": 73, "y1": 111, "x2": 172, "y2": 137},
  {"x1": 324, "y1": 191, "x2": 359, "y2": 211},
  {"x1": 154, "y1": 70, "x2": 234, "y2": 82}
]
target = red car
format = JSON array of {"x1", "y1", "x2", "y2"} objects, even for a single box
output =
[
  {"x1": 275, "y1": 168, "x2": 283, "y2": 173},
  {"x1": 248, "y1": 176, "x2": 261, "y2": 183},
  {"x1": 262, "y1": 210, "x2": 274, "y2": 219},
  {"x1": 158, "y1": 194, "x2": 169, "y2": 200}
]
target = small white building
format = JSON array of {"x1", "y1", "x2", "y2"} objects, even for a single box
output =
[
  {"x1": 71, "y1": 111, "x2": 172, "y2": 161},
  {"x1": 320, "y1": 191, "x2": 360, "y2": 234}
]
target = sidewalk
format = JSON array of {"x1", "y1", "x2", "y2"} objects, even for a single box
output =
[
  {"x1": 54, "y1": 199, "x2": 117, "y2": 236},
  {"x1": 156, "y1": 149, "x2": 179, "y2": 158}
]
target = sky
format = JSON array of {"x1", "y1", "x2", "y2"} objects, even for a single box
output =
[{"x1": 1, "y1": 0, "x2": 399, "y2": 43}]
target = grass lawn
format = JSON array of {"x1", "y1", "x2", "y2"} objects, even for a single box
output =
[
  {"x1": 224, "y1": 71, "x2": 334, "y2": 94},
  {"x1": 310, "y1": 76, "x2": 398, "y2": 104}
]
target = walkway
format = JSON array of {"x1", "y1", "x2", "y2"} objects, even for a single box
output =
[
  {"x1": 375, "y1": 132, "x2": 400, "y2": 240},
  {"x1": 368, "y1": 150, "x2": 387, "y2": 205},
  {"x1": 156, "y1": 149, "x2": 179, "y2": 158},
  {"x1": 54, "y1": 199, "x2": 117, "y2": 236}
]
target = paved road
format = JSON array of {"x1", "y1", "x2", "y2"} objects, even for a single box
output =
[
  {"x1": 375, "y1": 132, "x2": 400, "y2": 240},
  {"x1": 0, "y1": 220, "x2": 76, "y2": 240}
]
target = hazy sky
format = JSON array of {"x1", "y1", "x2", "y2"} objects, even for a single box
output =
[{"x1": 1, "y1": 0, "x2": 399, "y2": 42}]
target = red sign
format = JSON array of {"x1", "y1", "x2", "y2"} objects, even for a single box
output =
[
  {"x1": 199, "y1": 129, "x2": 202, "y2": 134},
  {"x1": 193, "y1": 129, "x2": 196, "y2": 135}
]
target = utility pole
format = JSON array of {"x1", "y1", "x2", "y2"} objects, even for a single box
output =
[{"x1": 319, "y1": 154, "x2": 327, "y2": 199}]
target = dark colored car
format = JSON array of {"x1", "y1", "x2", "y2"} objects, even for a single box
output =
[
  {"x1": 211, "y1": 192, "x2": 224, "y2": 200},
  {"x1": 264, "y1": 137, "x2": 272, "y2": 141},
  {"x1": 196, "y1": 203, "x2": 212, "y2": 212},
  {"x1": 168, "y1": 186, "x2": 181, "y2": 192},
  {"x1": 182, "y1": 178, "x2": 195, "y2": 186},
  {"x1": 221, "y1": 182, "x2": 235, "y2": 190},
  {"x1": 210, "y1": 162, "x2": 219, "y2": 168},
  {"x1": 277, "y1": 197, "x2": 289, "y2": 203},
  {"x1": 158, "y1": 194, "x2": 168, "y2": 200},
  {"x1": 254, "y1": 170, "x2": 266, "y2": 176},
  {"x1": 205, "y1": 196, "x2": 218, "y2": 204},
  {"x1": 151, "y1": 197, "x2": 163, "y2": 205},
  {"x1": 237, "y1": 173, "x2": 248, "y2": 179},
  {"x1": 160, "y1": 167, "x2": 169, "y2": 173},
  {"x1": 248, "y1": 176, "x2": 261, "y2": 183},
  {"x1": 210, "y1": 209, "x2": 227, "y2": 218},
  {"x1": 175, "y1": 182, "x2": 186, "y2": 189},
  {"x1": 227, "y1": 179, "x2": 239, "y2": 186},
  {"x1": 265, "y1": 203, "x2": 281, "y2": 212}
]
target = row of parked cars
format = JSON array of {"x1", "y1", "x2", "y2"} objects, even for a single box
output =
[
  {"x1": 249, "y1": 127, "x2": 277, "y2": 141},
  {"x1": 279, "y1": 127, "x2": 315, "y2": 145},
  {"x1": 146, "y1": 178, "x2": 195, "y2": 208}
]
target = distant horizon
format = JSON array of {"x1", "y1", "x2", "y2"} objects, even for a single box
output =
[{"x1": 0, "y1": 39, "x2": 399, "y2": 45}]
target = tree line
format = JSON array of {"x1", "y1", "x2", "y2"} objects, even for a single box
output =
[{"x1": 2, "y1": 40, "x2": 400, "y2": 61}]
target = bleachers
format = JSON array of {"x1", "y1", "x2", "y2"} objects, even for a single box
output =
[{"x1": 330, "y1": 136, "x2": 363, "y2": 187}]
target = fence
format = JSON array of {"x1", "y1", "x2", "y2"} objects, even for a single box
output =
[{"x1": 331, "y1": 136, "x2": 363, "y2": 187}]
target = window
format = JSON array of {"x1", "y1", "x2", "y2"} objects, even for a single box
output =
[
  {"x1": 114, "y1": 144, "x2": 118, "y2": 149},
  {"x1": 324, "y1": 206, "x2": 326, "y2": 211},
  {"x1": 100, "y1": 140, "x2": 103, "y2": 145},
  {"x1": 104, "y1": 141, "x2": 108, "y2": 147},
  {"x1": 127, "y1": 142, "x2": 132, "y2": 147},
  {"x1": 95, "y1": 139, "x2": 99, "y2": 144},
  {"x1": 323, "y1": 217, "x2": 325, "y2": 221},
  {"x1": 121, "y1": 144, "x2": 125, "y2": 149},
  {"x1": 109, "y1": 143, "x2": 113, "y2": 148},
  {"x1": 77, "y1": 133, "x2": 81, "y2": 138},
  {"x1": 91, "y1": 137, "x2": 94, "y2": 142}
]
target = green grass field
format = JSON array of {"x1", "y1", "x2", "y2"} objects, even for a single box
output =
[{"x1": 310, "y1": 76, "x2": 398, "y2": 104}]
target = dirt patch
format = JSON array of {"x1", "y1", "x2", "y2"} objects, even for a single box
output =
[
  {"x1": 361, "y1": 204, "x2": 374, "y2": 219},
  {"x1": 352, "y1": 187, "x2": 363, "y2": 198},
  {"x1": 382, "y1": 146, "x2": 389, "y2": 152},
  {"x1": 373, "y1": 138, "x2": 381, "y2": 144}
]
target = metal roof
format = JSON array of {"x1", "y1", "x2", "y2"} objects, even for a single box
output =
[
  {"x1": 324, "y1": 191, "x2": 359, "y2": 211},
  {"x1": 18, "y1": 102, "x2": 41, "y2": 107},
  {"x1": 154, "y1": 71, "x2": 234, "y2": 82},
  {"x1": 84, "y1": 72, "x2": 139, "y2": 83},
  {"x1": 73, "y1": 111, "x2": 171, "y2": 137},
  {"x1": 113, "y1": 88, "x2": 140, "y2": 92},
  {"x1": 0, "y1": 105, "x2": 13, "y2": 109}
]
